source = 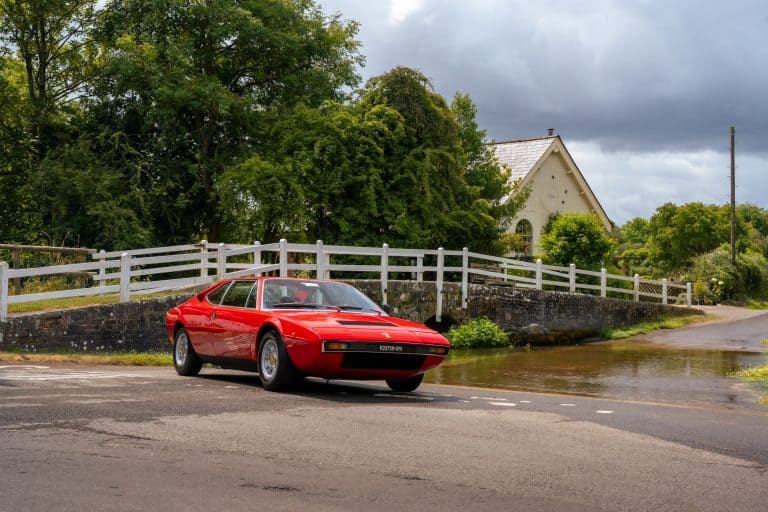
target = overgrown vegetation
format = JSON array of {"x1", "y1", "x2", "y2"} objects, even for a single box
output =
[{"x1": 445, "y1": 318, "x2": 510, "y2": 348}]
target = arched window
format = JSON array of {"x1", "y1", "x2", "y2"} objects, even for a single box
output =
[{"x1": 515, "y1": 219, "x2": 533, "y2": 255}]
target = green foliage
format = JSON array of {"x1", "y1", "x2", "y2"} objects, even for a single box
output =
[
  {"x1": 647, "y1": 202, "x2": 748, "y2": 272},
  {"x1": 686, "y1": 248, "x2": 768, "y2": 302},
  {"x1": 539, "y1": 212, "x2": 616, "y2": 270},
  {"x1": 221, "y1": 67, "x2": 521, "y2": 252},
  {"x1": 445, "y1": 318, "x2": 510, "y2": 348},
  {"x1": 619, "y1": 217, "x2": 650, "y2": 244}
]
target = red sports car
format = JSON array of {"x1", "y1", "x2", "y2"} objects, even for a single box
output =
[{"x1": 165, "y1": 277, "x2": 450, "y2": 392}]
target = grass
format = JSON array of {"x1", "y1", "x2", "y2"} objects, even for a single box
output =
[
  {"x1": 8, "y1": 294, "x2": 120, "y2": 314},
  {"x1": 7, "y1": 289, "x2": 193, "y2": 314},
  {"x1": 599, "y1": 314, "x2": 712, "y2": 340},
  {"x1": 0, "y1": 351, "x2": 173, "y2": 366},
  {"x1": 745, "y1": 299, "x2": 768, "y2": 310}
]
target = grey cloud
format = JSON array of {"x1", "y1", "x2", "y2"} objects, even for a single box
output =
[{"x1": 321, "y1": 0, "x2": 768, "y2": 154}]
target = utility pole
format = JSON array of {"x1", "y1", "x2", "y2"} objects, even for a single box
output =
[{"x1": 730, "y1": 126, "x2": 736, "y2": 265}]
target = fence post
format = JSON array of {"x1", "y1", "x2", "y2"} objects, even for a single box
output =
[
  {"x1": 119, "y1": 253, "x2": 130, "y2": 303},
  {"x1": 686, "y1": 282, "x2": 692, "y2": 307},
  {"x1": 199, "y1": 239, "x2": 208, "y2": 279},
  {"x1": 436, "y1": 247, "x2": 444, "y2": 322},
  {"x1": 11, "y1": 246, "x2": 21, "y2": 295},
  {"x1": 252, "y1": 241, "x2": 262, "y2": 276},
  {"x1": 535, "y1": 259, "x2": 543, "y2": 290},
  {"x1": 316, "y1": 240, "x2": 324, "y2": 279},
  {"x1": 600, "y1": 268, "x2": 607, "y2": 297},
  {"x1": 0, "y1": 261, "x2": 8, "y2": 322},
  {"x1": 279, "y1": 239, "x2": 288, "y2": 277},
  {"x1": 662, "y1": 278, "x2": 668, "y2": 305},
  {"x1": 634, "y1": 274, "x2": 640, "y2": 301},
  {"x1": 96, "y1": 249, "x2": 106, "y2": 294},
  {"x1": 569, "y1": 263, "x2": 576, "y2": 293},
  {"x1": 216, "y1": 243, "x2": 226, "y2": 280},
  {"x1": 416, "y1": 255, "x2": 424, "y2": 282},
  {"x1": 461, "y1": 247, "x2": 469, "y2": 309},
  {"x1": 381, "y1": 243, "x2": 389, "y2": 305}
]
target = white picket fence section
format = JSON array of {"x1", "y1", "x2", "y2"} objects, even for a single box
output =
[{"x1": 0, "y1": 239, "x2": 691, "y2": 321}]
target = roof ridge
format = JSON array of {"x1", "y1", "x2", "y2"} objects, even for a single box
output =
[{"x1": 488, "y1": 135, "x2": 558, "y2": 145}]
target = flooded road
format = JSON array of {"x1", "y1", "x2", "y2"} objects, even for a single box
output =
[
  {"x1": 425, "y1": 305, "x2": 768, "y2": 410},
  {"x1": 424, "y1": 341, "x2": 768, "y2": 410}
]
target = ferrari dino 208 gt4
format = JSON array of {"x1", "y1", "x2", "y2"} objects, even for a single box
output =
[{"x1": 165, "y1": 277, "x2": 450, "y2": 392}]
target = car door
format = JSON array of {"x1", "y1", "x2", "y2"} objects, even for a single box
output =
[
  {"x1": 182, "y1": 282, "x2": 230, "y2": 357},
  {"x1": 212, "y1": 280, "x2": 259, "y2": 359}
]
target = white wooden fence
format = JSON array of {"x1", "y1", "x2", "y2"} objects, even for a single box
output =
[{"x1": 0, "y1": 239, "x2": 691, "y2": 321}]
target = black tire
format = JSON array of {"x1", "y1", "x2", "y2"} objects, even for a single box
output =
[
  {"x1": 258, "y1": 330, "x2": 298, "y2": 391},
  {"x1": 386, "y1": 373, "x2": 424, "y2": 392},
  {"x1": 173, "y1": 327, "x2": 202, "y2": 376}
]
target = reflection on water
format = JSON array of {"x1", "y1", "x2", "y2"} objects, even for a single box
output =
[{"x1": 424, "y1": 341, "x2": 768, "y2": 409}]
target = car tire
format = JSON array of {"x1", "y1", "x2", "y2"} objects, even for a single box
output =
[
  {"x1": 258, "y1": 330, "x2": 298, "y2": 391},
  {"x1": 385, "y1": 373, "x2": 424, "y2": 392},
  {"x1": 173, "y1": 327, "x2": 203, "y2": 376}
]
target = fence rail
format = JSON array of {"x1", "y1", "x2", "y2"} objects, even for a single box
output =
[{"x1": 0, "y1": 239, "x2": 692, "y2": 321}]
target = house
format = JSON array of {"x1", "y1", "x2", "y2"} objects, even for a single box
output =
[{"x1": 490, "y1": 132, "x2": 612, "y2": 256}]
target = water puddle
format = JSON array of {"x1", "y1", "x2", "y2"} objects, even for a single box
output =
[{"x1": 424, "y1": 341, "x2": 768, "y2": 410}]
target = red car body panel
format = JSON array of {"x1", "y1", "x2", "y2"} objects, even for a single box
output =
[{"x1": 165, "y1": 277, "x2": 450, "y2": 382}]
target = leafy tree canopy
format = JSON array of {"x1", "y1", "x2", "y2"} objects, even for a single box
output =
[
  {"x1": 219, "y1": 67, "x2": 522, "y2": 253},
  {"x1": 646, "y1": 202, "x2": 748, "y2": 272}
]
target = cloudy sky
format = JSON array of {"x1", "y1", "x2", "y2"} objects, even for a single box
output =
[{"x1": 317, "y1": 0, "x2": 768, "y2": 225}]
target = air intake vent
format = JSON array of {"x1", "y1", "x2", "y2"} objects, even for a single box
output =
[{"x1": 336, "y1": 320, "x2": 397, "y2": 327}]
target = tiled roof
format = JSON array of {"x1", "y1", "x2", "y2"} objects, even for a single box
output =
[{"x1": 490, "y1": 136, "x2": 556, "y2": 181}]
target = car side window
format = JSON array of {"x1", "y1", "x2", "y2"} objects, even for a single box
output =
[
  {"x1": 205, "y1": 283, "x2": 230, "y2": 305},
  {"x1": 220, "y1": 280, "x2": 256, "y2": 308},
  {"x1": 245, "y1": 282, "x2": 259, "y2": 308}
]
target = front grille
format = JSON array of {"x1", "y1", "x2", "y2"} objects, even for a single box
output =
[{"x1": 340, "y1": 353, "x2": 425, "y2": 371}]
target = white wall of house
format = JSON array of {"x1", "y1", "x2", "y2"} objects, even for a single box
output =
[{"x1": 513, "y1": 152, "x2": 596, "y2": 253}]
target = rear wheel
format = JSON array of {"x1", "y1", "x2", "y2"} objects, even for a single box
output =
[
  {"x1": 258, "y1": 331, "x2": 298, "y2": 391},
  {"x1": 386, "y1": 373, "x2": 424, "y2": 392},
  {"x1": 174, "y1": 327, "x2": 202, "y2": 376}
]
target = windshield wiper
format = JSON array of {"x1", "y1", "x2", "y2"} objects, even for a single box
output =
[{"x1": 334, "y1": 304, "x2": 364, "y2": 311}]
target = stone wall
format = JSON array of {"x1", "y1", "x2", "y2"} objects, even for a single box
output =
[
  {"x1": 0, "y1": 294, "x2": 194, "y2": 353},
  {"x1": 0, "y1": 281, "x2": 699, "y2": 353}
]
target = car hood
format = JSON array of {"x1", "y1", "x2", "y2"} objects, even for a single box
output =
[{"x1": 274, "y1": 311, "x2": 447, "y2": 344}]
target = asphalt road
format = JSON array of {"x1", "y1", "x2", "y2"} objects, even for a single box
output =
[{"x1": 1, "y1": 365, "x2": 766, "y2": 511}]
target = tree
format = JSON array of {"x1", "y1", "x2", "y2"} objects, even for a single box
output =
[
  {"x1": 88, "y1": 0, "x2": 362, "y2": 243},
  {"x1": 221, "y1": 67, "x2": 521, "y2": 252},
  {"x1": 646, "y1": 202, "x2": 746, "y2": 272},
  {"x1": 737, "y1": 203, "x2": 768, "y2": 257},
  {"x1": 0, "y1": 0, "x2": 96, "y2": 244},
  {"x1": 539, "y1": 212, "x2": 615, "y2": 270},
  {"x1": 0, "y1": 54, "x2": 39, "y2": 242},
  {"x1": 0, "y1": 0, "x2": 96, "y2": 157}
]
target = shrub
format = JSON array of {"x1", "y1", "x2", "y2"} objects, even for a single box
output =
[
  {"x1": 445, "y1": 318, "x2": 510, "y2": 348},
  {"x1": 686, "y1": 248, "x2": 768, "y2": 301}
]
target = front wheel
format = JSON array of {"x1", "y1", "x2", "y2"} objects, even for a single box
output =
[
  {"x1": 386, "y1": 373, "x2": 424, "y2": 392},
  {"x1": 258, "y1": 331, "x2": 298, "y2": 391},
  {"x1": 174, "y1": 327, "x2": 202, "y2": 376}
]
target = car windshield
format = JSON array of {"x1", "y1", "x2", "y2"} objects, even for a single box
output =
[{"x1": 262, "y1": 279, "x2": 384, "y2": 313}]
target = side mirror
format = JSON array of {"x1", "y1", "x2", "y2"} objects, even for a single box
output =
[
  {"x1": 379, "y1": 304, "x2": 392, "y2": 314},
  {"x1": 197, "y1": 293, "x2": 205, "y2": 302}
]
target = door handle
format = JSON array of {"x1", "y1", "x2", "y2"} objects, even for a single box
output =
[{"x1": 210, "y1": 312, "x2": 216, "y2": 321}]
